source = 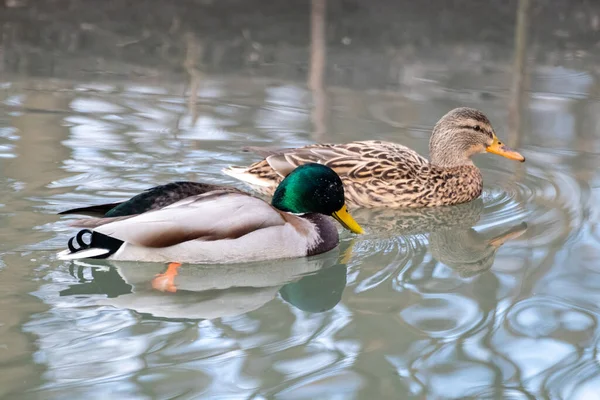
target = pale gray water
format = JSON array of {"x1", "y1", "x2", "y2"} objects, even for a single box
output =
[{"x1": 1, "y1": 0, "x2": 600, "y2": 398}]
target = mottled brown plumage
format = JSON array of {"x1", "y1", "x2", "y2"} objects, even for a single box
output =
[{"x1": 223, "y1": 107, "x2": 525, "y2": 209}]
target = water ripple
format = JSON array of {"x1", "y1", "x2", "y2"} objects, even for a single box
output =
[
  {"x1": 400, "y1": 294, "x2": 483, "y2": 340},
  {"x1": 506, "y1": 296, "x2": 597, "y2": 341},
  {"x1": 11, "y1": 66, "x2": 600, "y2": 400}
]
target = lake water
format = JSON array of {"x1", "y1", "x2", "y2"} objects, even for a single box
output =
[{"x1": 2, "y1": 0, "x2": 600, "y2": 398}]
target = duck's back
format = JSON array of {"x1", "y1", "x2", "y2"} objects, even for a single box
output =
[
  {"x1": 225, "y1": 140, "x2": 482, "y2": 208},
  {"x1": 227, "y1": 140, "x2": 426, "y2": 191}
]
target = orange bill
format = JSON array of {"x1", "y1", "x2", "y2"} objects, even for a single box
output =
[{"x1": 486, "y1": 135, "x2": 525, "y2": 162}]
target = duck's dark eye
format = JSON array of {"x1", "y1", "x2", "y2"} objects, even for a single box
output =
[{"x1": 474, "y1": 125, "x2": 481, "y2": 132}]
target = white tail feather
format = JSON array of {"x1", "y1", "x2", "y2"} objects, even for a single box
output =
[
  {"x1": 222, "y1": 166, "x2": 272, "y2": 187},
  {"x1": 57, "y1": 248, "x2": 111, "y2": 261}
]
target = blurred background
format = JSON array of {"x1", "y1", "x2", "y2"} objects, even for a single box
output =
[{"x1": 1, "y1": 0, "x2": 600, "y2": 398}]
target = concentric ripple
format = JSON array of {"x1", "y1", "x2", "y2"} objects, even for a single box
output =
[
  {"x1": 468, "y1": 387, "x2": 539, "y2": 400},
  {"x1": 400, "y1": 293, "x2": 484, "y2": 339},
  {"x1": 544, "y1": 358, "x2": 600, "y2": 400},
  {"x1": 506, "y1": 296, "x2": 597, "y2": 340},
  {"x1": 478, "y1": 149, "x2": 587, "y2": 248},
  {"x1": 348, "y1": 233, "x2": 425, "y2": 294}
]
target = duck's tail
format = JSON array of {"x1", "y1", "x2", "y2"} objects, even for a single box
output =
[
  {"x1": 222, "y1": 165, "x2": 273, "y2": 188},
  {"x1": 56, "y1": 229, "x2": 124, "y2": 261}
]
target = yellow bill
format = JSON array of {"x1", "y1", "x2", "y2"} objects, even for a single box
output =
[
  {"x1": 332, "y1": 205, "x2": 364, "y2": 234},
  {"x1": 486, "y1": 135, "x2": 525, "y2": 162}
]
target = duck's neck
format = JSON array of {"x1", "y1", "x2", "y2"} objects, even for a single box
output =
[
  {"x1": 428, "y1": 128, "x2": 478, "y2": 168},
  {"x1": 429, "y1": 151, "x2": 474, "y2": 169},
  {"x1": 303, "y1": 213, "x2": 339, "y2": 256}
]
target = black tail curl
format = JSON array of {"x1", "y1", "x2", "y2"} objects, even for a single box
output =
[{"x1": 66, "y1": 229, "x2": 124, "y2": 259}]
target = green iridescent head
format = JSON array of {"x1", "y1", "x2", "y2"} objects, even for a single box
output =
[{"x1": 271, "y1": 163, "x2": 363, "y2": 234}]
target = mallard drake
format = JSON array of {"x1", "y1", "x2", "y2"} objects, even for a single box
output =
[
  {"x1": 56, "y1": 163, "x2": 363, "y2": 264},
  {"x1": 223, "y1": 107, "x2": 525, "y2": 208}
]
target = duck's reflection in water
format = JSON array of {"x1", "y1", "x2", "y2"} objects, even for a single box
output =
[
  {"x1": 352, "y1": 198, "x2": 527, "y2": 277},
  {"x1": 59, "y1": 239, "x2": 354, "y2": 321},
  {"x1": 429, "y1": 220, "x2": 527, "y2": 277}
]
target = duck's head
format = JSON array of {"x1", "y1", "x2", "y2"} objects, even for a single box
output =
[
  {"x1": 272, "y1": 163, "x2": 364, "y2": 234},
  {"x1": 429, "y1": 107, "x2": 525, "y2": 168}
]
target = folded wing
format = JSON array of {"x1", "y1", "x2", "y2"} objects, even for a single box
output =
[{"x1": 94, "y1": 191, "x2": 287, "y2": 248}]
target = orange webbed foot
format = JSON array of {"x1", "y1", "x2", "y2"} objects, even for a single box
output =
[{"x1": 152, "y1": 262, "x2": 182, "y2": 293}]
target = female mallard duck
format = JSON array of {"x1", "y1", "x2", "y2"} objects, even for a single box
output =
[
  {"x1": 223, "y1": 107, "x2": 525, "y2": 208},
  {"x1": 56, "y1": 163, "x2": 363, "y2": 264}
]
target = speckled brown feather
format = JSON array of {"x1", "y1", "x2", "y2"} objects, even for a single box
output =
[{"x1": 232, "y1": 140, "x2": 483, "y2": 209}]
